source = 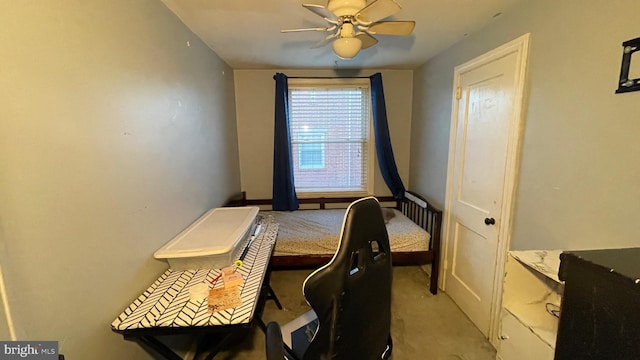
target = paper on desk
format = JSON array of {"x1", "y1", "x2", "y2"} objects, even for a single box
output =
[{"x1": 208, "y1": 287, "x2": 242, "y2": 313}]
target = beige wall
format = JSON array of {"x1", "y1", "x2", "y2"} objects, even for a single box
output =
[
  {"x1": 0, "y1": 0, "x2": 239, "y2": 358},
  {"x1": 0, "y1": 282, "x2": 9, "y2": 340},
  {"x1": 235, "y1": 69, "x2": 413, "y2": 199},
  {"x1": 410, "y1": 0, "x2": 640, "y2": 250}
]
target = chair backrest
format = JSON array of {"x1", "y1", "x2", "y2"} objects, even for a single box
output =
[{"x1": 302, "y1": 197, "x2": 392, "y2": 360}]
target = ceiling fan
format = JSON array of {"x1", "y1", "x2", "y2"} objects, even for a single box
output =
[{"x1": 281, "y1": 0, "x2": 415, "y2": 59}]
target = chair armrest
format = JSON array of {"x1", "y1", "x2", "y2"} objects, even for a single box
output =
[{"x1": 266, "y1": 322, "x2": 285, "y2": 360}]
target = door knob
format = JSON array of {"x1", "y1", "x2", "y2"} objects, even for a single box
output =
[{"x1": 484, "y1": 217, "x2": 496, "y2": 225}]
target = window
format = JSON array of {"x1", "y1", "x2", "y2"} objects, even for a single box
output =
[
  {"x1": 297, "y1": 130, "x2": 326, "y2": 169},
  {"x1": 288, "y1": 79, "x2": 372, "y2": 196}
]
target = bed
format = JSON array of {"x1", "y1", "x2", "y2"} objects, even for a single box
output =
[{"x1": 225, "y1": 190, "x2": 442, "y2": 294}]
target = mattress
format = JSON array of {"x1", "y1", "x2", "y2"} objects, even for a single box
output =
[{"x1": 261, "y1": 208, "x2": 430, "y2": 256}]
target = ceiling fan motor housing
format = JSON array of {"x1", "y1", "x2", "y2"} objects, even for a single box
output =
[{"x1": 327, "y1": 0, "x2": 367, "y2": 17}]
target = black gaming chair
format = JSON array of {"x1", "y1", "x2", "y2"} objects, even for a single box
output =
[{"x1": 266, "y1": 197, "x2": 393, "y2": 360}]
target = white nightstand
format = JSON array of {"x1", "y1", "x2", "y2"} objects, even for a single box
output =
[{"x1": 496, "y1": 250, "x2": 564, "y2": 360}]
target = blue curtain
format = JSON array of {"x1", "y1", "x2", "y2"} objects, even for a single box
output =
[
  {"x1": 370, "y1": 73, "x2": 406, "y2": 199},
  {"x1": 272, "y1": 73, "x2": 299, "y2": 211}
]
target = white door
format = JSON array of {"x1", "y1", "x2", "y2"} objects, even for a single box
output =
[{"x1": 443, "y1": 35, "x2": 529, "y2": 341}]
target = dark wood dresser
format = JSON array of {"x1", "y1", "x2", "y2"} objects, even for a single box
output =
[{"x1": 555, "y1": 248, "x2": 640, "y2": 360}]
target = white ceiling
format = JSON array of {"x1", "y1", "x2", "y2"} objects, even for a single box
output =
[{"x1": 160, "y1": 0, "x2": 522, "y2": 69}]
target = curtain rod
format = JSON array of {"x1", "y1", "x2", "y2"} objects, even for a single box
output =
[
  {"x1": 274, "y1": 72, "x2": 381, "y2": 80},
  {"x1": 284, "y1": 76, "x2": 371, "y2": 79}
]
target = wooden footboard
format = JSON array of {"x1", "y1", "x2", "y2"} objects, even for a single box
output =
[
  {"x1": 398, "y1": 190, "x2": 443, "y2": 295},
  {"x1": 224, "y1": 191, "x2": 442, "y2": 294}
]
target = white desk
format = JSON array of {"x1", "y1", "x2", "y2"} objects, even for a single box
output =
[{"x1": 111, "y1": 220, "x2": 278, "y2": 359}]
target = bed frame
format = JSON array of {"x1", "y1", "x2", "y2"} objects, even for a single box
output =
[{"x1": 225, "y1": 190, "x2": 442, "y2": 294}]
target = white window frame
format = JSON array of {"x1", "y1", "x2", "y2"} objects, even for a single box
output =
[{"x1": 288, "y1": 78, "x2": 374, "y2": 198}]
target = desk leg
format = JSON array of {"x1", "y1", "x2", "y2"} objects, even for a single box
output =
[
  {"x1": 136, "y1": 336, "x2": 183, "y2": 360},
  {"x1": 264, "y1": 269, "x2": 283, "y2": 310},
  {"x1": 195, "y1": 333, "x2": 234, "y2": 360},
  {"x1": 266, "y1": 284, "x2": 283, "y2": 310},
  {"x1": 257, "y1": 316, "x2": 267, "y2": 333}
]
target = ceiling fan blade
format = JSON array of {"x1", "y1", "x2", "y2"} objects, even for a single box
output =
[
  {"x1": 356, "y1": 0, "x2": 402, "y2": 24},
  {"x1": 281, "y1": 27, "x2": 331, "y2": 33},
  {"x1": 367, "y1": 21, "x2": 415, "y2": 36},
  {"x1": 303, "y1": 4, "x2": 339, "y2": 22},
  {"x1": 356, "y1": 32, "x2": 378, "y2": 49}
]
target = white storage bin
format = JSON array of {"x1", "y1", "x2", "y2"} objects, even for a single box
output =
[{"x1": 154, "y1": 206, "x2": 260, "y2": 270}]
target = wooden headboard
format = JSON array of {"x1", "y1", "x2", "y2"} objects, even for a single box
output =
[{"x1": 225, "y1": 191, "x2": 398, "y2": 210}]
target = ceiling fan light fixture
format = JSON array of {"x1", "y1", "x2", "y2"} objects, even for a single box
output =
[{"x1": 332, "y1": 37, "x2": 362, "y2": 59}]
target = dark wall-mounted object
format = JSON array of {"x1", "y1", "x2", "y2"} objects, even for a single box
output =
[{"x1": 616, "y1": 37, "x2": 640, "y2": 94}]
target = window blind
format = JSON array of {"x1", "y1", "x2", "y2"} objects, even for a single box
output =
[{"x1": 288, "y1": 83, "x2": 371, "y2": 195}]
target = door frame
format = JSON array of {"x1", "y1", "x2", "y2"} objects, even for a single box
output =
[{"x1": 440, "y1": 33, "x2": 530, "y2": 347}]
